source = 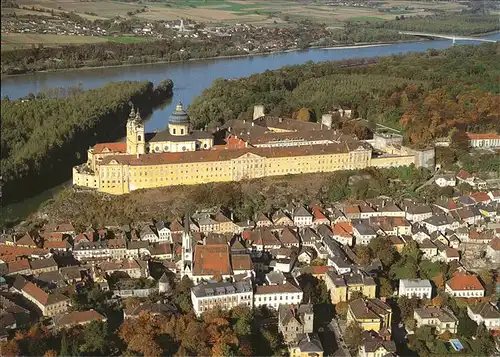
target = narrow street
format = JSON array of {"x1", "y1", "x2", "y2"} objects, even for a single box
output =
[{"x1": 327, "y1": 319, "x2": 351, "y2": 357}]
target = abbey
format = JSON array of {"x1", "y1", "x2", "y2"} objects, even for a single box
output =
[{"x1": 73, "y1": 104, "x2": 427, "y2": 195}]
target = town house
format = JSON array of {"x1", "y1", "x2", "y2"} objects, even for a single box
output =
[
  {"x1": 466, "y1": 303, "x2": 500, "y2": 331},
  {"x1": 414, "y1": 307, "x2": 458, "y2": 333},
  {"x1": 445, "y1": 272, "x2": 485, "y2": 298},
  {"x1": 347, "y1": 298, "x2": 392, "y2": 333},
  {"x1": 398, "y1": 279, "x2": 432, "y2": 299}
]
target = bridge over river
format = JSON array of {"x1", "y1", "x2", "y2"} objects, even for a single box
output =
[{"x1": 399, "y1": 31, "x2": 498, "y2": 44}]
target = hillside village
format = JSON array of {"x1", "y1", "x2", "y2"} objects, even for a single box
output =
[{"x1": 1, "y1": 167, "x2": 500, "y2": 356}]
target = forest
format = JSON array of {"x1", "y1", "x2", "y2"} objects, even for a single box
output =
[
  {"x1": 1, "y1": 79, "x2": 173, "y2": 203},
  {"x1": 331, "y1": 14, "x2": 500, "y2": 44},
  {"x1": 188, "y1": 43, "x2": 500, "y2": 148}
]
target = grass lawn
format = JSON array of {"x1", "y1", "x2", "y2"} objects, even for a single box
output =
[
  {"x1": 1, "y1": 33, "x2": 108, "y2": 51},
  {"x1": 349, "y1": 16, "x2": 386, "y2": 22},
  {"x1": 103, "y1": 36, "x2": 154, "y2": 43}
]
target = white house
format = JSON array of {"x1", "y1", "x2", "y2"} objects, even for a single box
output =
[
  {"x1": 467, "y1": 132, "x2": 500, "y2": 149},
  {"x1": 445, "y1": 273, "x2": 485, "y2": 298},
  {"x1": 155, "y1": 221, "x2": 172, "y2": 242},
  {"x1": 467, "y1": 303, "x2": 500, "y2": 331},
  {"x1": 399, "y1": 279, "x2": 432, "y2": 299},
  {"x1": 191, "y1": 281, "x2": 253, "y2": 316},
  {"x1": 140, "y1": 225, "x2": 158, "y2": 242},
  {"x1": 435, "y1": 174, "x2": 457, "y2": 187},
  {"x1": 414, "y1": 307, "x2": 458, "y2": 334},
  {"x1": 254, "y1": 281, "x2": 303, "y2": 310},
  {"x1": 293, "y1": 206, "x2": 313, "y2": 227}
]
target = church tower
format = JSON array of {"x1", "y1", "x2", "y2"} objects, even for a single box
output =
[
  {"x1": 126, "y1": 105, "x2": 145, "y2": 155},
  {"x1": 168, "y1": 102, "x2": 190, "y2": 137},
  {"x1": 181, "y1": 215, "x2": 193, "y2": 278}
]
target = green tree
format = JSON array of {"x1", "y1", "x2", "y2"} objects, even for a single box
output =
[
  {"x1": 378, "y1": 277, "x2": 393, "y2": 297},
  {"x1": 353, "y1": 245, "x2": 371, "y2": 265},
  {"x1": 80, "y1": 321, "x2": 109, "y2": 355},
  {"x1": 59, "y1": 330, "x2": 70, "y2": 357},
  {"x1": 368, "y1": 237, "x2": 397, "y2": 267},
  {"x1": 344, "y1": 322, "x2": 363, "y2": 354},
  {"x1": 397, "y1": 296, "x2": 420, "y2": 320},
  {"x1": 172, "y1": 276, "x2": 194, "y2": 313}
]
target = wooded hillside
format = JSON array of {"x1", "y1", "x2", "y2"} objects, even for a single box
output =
[
  {"x1": 1, "y1": 79, "x2": 173, "y2": 203},
  {"x1": 188, "y1": 43, "x2": 500, "y2": 147}
]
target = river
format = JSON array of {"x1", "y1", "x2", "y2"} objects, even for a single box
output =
[
  {"x1": 2, "y1": 33, "x2": 499, "y2": 133},
  {"x1": 1, "y1": 33, "x2": 499, "y2": 224}
]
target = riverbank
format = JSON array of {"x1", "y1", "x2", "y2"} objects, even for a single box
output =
[
  {"x1": 0, "y1": 39, "x2": 423, "y2": 79},
  {"x1": 1, "y1": 79, "x2": 174, "y2": 205}
]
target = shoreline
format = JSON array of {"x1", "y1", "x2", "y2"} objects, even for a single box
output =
[{"x1": 0, "y1": 39, "x2": 423, "y2": 79}]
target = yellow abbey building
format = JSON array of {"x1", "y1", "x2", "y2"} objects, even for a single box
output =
[{"x1": 73, "y1": 104, "x2": 419, "y2": 195}]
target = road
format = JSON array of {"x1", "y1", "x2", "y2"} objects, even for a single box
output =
[{"x1": 328, "y1": 319, "x2": 351, "y2": 357}]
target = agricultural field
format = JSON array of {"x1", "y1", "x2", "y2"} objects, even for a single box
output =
[
  {"x1": 11, "y1": 0, "x2": 464, "y2": 26},
  {"x1": 0, "y1": 33, "x2": 153, "y2": 51},
  {"x1": 0, "y1": 33, "x2": 108, "y2": 50}
]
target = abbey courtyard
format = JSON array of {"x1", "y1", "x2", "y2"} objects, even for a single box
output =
[{"x1": 72, "y1": 104, "x2": 435, "y2": 195}]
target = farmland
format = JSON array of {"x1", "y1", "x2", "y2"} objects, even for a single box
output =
[{"x1": 10, "y1": 0, "x2": 468, "y2": 26}]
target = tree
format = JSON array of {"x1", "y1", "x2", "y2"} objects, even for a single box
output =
[
  {"x1": 59, "y1": 330, "x2": 70, "y2": 357},
  {"x1": 397, "y1": 296, "x2": 420, "y2": 320},
  {"x1": 402, "y1": 240, "x2": 421, "y2": 262},
  {"x1": 335, "y1": 301, "x2": 348, "y2": 319},
  {"x1": 353, "y1": 245, "x2": 371, "y2": 265},
  {"x1": 43, "y1": 350, "x2": 57, "y2": 357},
  {"x1": 457, "y1": 312, "x2": 478, "y2": 337},
  {"x1": 80, "y1": 321, "x2": 109, "y2": 355},
  {"x1": 368, "y1": 236, "x2": 397, "y2": 267},
  {"x1": 404, "y1": 317, "x2": 416, "y2": 332},
  {"x1": 172, "y1": 276, "x2": 194, "y2": 313},
  {"x1": 349, "y1": 291, "x2": 364, "y2": 302},
  {"x1": 294, "y1": 107, "x2": 313, "y2": 122},
  {"x1": 231, "y1": 305, "x2": 253, "y2": 336},
  {"x1": 378, "y1": 277, "x2": 393, "y2": 297},
  {"x1": 344, "y1": 322, "x2": 363, "y2": 354},
  {"x1": 439, "y1": 330, "x2": 452, "y2": 341},
  {"x1": 0, "y1": 340, "x2": 20, "y2": 357},
  {"x1": 415, "y1": 325, "x2": 434, "y2": 342},
  {"x1": 261, "y1": 328, "x2": 281, "y2": 352},
  {"x1": 478, "y1": 269, "x2": 494, "y2": 296}
]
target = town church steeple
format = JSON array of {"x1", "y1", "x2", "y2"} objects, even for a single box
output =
[{"x1": 181, "y1": 215, "x2": 193, "y2": 278}]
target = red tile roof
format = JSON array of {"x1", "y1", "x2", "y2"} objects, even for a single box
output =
[
  {"x1": 16, "y1": 234, "x2": 37, "y2": 247},
  {"x1": 193, "y1": 244, "x2": 232, "y2": 276},
  {"x1": 311, "y1": 205, "x2": 328, "y2": 221},
  {"x1": 7, "y1": 259, "x2": 31, "y2": 273},
  {"x1": 0, "y1": 245, "x2": 49, "y2": 263},
  {"x1": 466, "y1": 132, "x2": 500, "y2": 140},
  {"x1": 335, "y1": 222, "x2": 353, "y2": 235},
  {"x1": 43, "y1": 241, "x2": 70, "y2": 250},
  {"x1": 490, "y1": 237, "x2": 500, "y2": 251},
  {"x1": 445, "y1": 247, "x2": 460, "y2": 258},
  {"x1": 280, "y1": 227, "x2": 300, "y2": 245},
  {"x1": 447, "y1": 273, "x2": 484, "y2": 291},
  {"x1": 310, "y1": 266, "x2": 329, "y2": 275},
  {"x1": 230, "y1": 254, "x2": 253, "y2": 271},
  {"x1": 456, "y1": 169, "x2": 473, "y2": 180},
  {"x1": 93, "y1": 142, "x2": 127, "y2": 154},
  {"x1": 57, "y1": 310, "x2": 106, "y2": 326},
  {"x1": 470, "y1": 192, "x2": 491, "y2": 203},
  {"x1": 100, "y1": 141, "x2": 364, "y2": 166},
  {"x1": 22, "y1": 282, "x2": 49, "y2": 305}
]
